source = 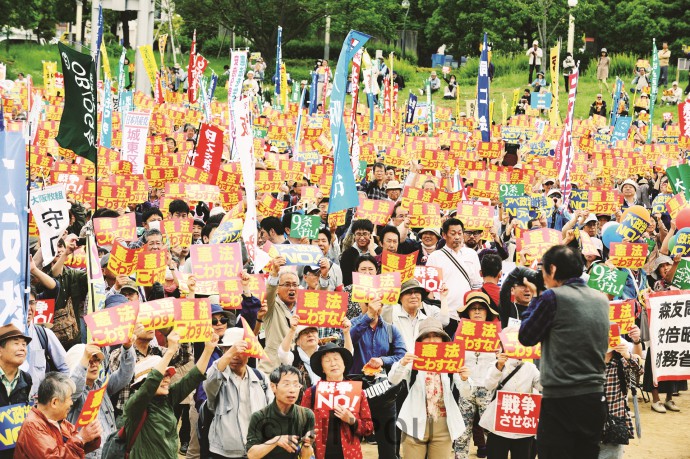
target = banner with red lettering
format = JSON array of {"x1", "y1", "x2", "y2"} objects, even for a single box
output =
[{"x1": 295, "y1": 290, "x2": 348, "y2": 328}]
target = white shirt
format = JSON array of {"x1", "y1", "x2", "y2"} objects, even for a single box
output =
[
  {"x1": 426, "y1": 245, "x2": 482, "y2": 320},
  {"x1": 383, "y1": 303, "x2": 449, "y2": 351}
]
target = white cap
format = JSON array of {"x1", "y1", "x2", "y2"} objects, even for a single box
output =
[
  {"x1": 218, "y1": 327, "x2": 245, "y2": 347},
  {"x1": 583, "y1": 213, "x2": 598, "y2": 225},
  {"x1": 620, "y1": 179, "x2": 638, "y2": 191}
]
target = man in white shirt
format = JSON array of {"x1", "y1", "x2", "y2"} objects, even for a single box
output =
[
  {"x1": 426, "y1": 218, "x2": 483, "y2": 323},
  {"x1": 526, "y1": 40, "x2": 543, "y2": 84}
]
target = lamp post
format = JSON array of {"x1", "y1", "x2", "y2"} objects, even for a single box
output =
[
  {"x1": 401, "y1": 0, "x2": 410, "y2": 59},
  {"x1": 567, "y1": 0, "x2": 578, "y2": 55}
]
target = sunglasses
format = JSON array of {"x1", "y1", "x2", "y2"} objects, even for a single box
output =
[{"x1": 212, "y1": 317, "x2": 229, "y2": 326}]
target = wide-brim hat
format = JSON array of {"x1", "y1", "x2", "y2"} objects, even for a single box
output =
[
  {"x1": 0, "y1": 324, "x2": 31, "y2": 345},
  {"x1": 620, "y1": 178, "x2": 638, "y2": 191},
  {"x1": 65, "y1": 344, "x2": 105, "y2": 372},
  {"x1": 418, "y1": 227, "x2": 441, "y2": 238},
  {"x1": 386, "y1": 180, "x2": 403, "y2": 191},
  {"x1": 457, "y1": 290, "x2": 499, "y2": 317},
  {"x1": 310, "y1": 343, "x2": 353, "y2": 379},
  {"x1": 132, "y1": 355, "x2": 175, "y2": 386},
  {"x1": 654, "y1": 255, "x2": 673, "y2": 273},
  {"x1": 415, "y1": 317, "x2": 451, "y2": 342},
  {"x1": 398, "y1": 279, "x2": 428, "y2": 302},
  {"x1": 294, "y1": 325, "x2": 319, "y2": 341},
  {"x1": 536, "y1": 71, "x2": 544, "y2": 77}
]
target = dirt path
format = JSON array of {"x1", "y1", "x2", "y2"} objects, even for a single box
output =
[{"x1": 360, "y1": 391, "x2": 690, "y2": 458}]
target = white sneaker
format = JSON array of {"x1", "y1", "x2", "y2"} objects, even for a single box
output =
[{"x1": 652, "y1": 401, "x2": 667, "y2": 413}]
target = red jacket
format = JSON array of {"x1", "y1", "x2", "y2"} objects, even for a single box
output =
[
  {"x1": 301, "y1": 385, "x2": 374, "y2": 459},
  {"x1": 14, "y1": 406, "x2": 100, "y2": 459}
]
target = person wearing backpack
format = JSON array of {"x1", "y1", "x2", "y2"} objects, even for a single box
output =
[
  {"x1": 388, "y1": 318, "x2": 472, "y2": 459},
  {"x1": 202, "y1": 328, "x2": 273, "y2": 458},
  {"x1": 479, "y1": 348, "x2": 541, "y2": 459}
]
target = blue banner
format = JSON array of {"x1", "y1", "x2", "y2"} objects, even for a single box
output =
[
  {"x1": 273, "y1": 244, "x2": 324, "y2": 266},
  {"x1": 0, "y1": 104, "x2": 4, "y2": 131},
  {"x1": 100, "y1": 78, "x2": 113, "y2": 148},
  {"x1": 611, "y1": 116, "x2": 632, "y2": 145},
  {"x1": 477, "y1": 32, "x2": 491, "y2": 142},
  {"x1": 406, "y1": 93, "x2": 417, "y2": 124},
  {"x1": 0, "y1": 131, "x2": 29, "y2": 330},
  {"x1": 120, "y1": 90, "x2": 133, "y2": 116},
  {"x1": 94, "y1": 3, "x2": 103, "y2": 62},
  {"x1": 610, "y1": 78, "x2": 623, "y2": 126},
  {"x1": 0, "y1": 404, "x2": 31, "y2": 450},
  {"x1": 368, "y1": 93, "x2": 375, "y2": 131},
  {"x1": 309, "y1": 71, "x2": 318, "y2": 116},
  {"x1": 530, "y1": 92, "x2": 553, "y2": 109},
  {"x1": 274, "y1": 26, "x2": 282, "y2": 100},
  {"x1": 328, "y1": 30, "x2": 371, "y2": 214},
  {"x1": 208, "y1": 73, "x2": 218, "y2": 101},
  {"x1": 117, "y1": 48, "x2": 127, "y2": 111}
]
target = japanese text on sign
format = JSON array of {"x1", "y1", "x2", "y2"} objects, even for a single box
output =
[
  {"x1": 455, "y1": 319, "x2": 502, "y2": 353},
  {"x1": 413, "y1": 341, "x2": 466, "y2": 373},
  {"x1": 494, "y1": 391, "x2": 542, "y2": 436},
  {"x1": 295, "y1": 290, "x2": 348, "y2": 328}
]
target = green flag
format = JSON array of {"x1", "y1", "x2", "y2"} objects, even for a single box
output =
[
  {"x1": 667, "y1": 166, "x2": 683, "y2": 195},
  {"x1": 672, "y1": 259, "x2": 690, "y2": 289},
  {"x1": 679, "y1": 164, "x2": 690, "y2": 200},
  {"x1": 56, "y1": 42, "x2": 97, "y2": 164}
]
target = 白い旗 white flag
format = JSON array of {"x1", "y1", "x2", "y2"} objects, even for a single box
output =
[{"x1": 29, "y1": 184, "x2": 72, "y2": 266}]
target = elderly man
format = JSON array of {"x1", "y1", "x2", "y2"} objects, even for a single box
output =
[
  {"x1": 0, "y1": 324, "x2": 33, "y2": 459},
  {"x1": 519, "y1": 245, "x2": 609, "y2": 459},
  {"x1": 259, "y1": 257, "x2": 300, "y2": 374},
  {"x1": 15, "y1": 372, "x2": 102, "y2": 458}
]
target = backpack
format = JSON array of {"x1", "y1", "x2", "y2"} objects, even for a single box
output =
[
  {"x1": 34, "y1": 325, "x2": 58, "y2": 373},
  {"x1": 198, "y1": 367, "x2": 268, "y2": 456},
  {"x1": 101, "y1": 410, "x2": 148, "y2": 459}
]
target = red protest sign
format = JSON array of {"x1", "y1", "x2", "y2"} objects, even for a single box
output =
[
  {"x1": 608, "y1": 242, "x2": 648, "y2": 269},
  {"x1": 190, "y1": 243, "x2": 243, "y2": 281},
  {"x1": 295, "y1": 290, "x2": 348, "y2": 328},
  {"x1": 516, "y1": 228, "x2": 562, "y2": 266},
  {"x1": 240, "y1": 316, "x2": 270, "y2": 360},
  {"x1": 455, "y1": 320, "x2": 502, "y2": 353},
  {"x1": 665, "y1": 193, "x2": 688, "y2": 219},
  {"x1": 107, "y1": 243, "x2": 140, "y2": 276},
  {"x1": 351, "y1": 272, "x2": 401, "y2": 305},
  {"x1": 192, "y1": 123, "x2": 224, "y2": 182},
  {"x1": 608, "y1": 322, "x2": 621, "y2": 349},
  {"x1": 401, "y1": 186, "x2": 439, "y2": 208},
  {"x1": 588, "y1": 189, "x2": 622, "y2": 214},
  {"x1": 407, "y1": 202, "x2": 442, "y2": 229},
  {"x1": 498, "y1": 327, "x2": 541, "y2": 360},
  {"x1": 162, "y1": 218, "x2": 193, "y2": 247},
  {"x1": 93, "y1": 213, "x2": 137, "y2": 246},
  {"x1": 257, "y1": 193, "x2": 287, "y2": 218},
  {"x1": 64, "y1": 248, "x2": 87, "y2": 269},
  {"x1": 455, "y1": 202, "x2": 495, "y2": 230},
  {"x1": 173, "y1": 298, "x2": 213, "y2": 343},
  {"x1": 381, "y1": 250, "x2": 418, "y2": 283},
  {"x1": 33, "y1": 299, "x2": 55, "y2": 324},
  {"x1": 217, "y1": 275, "x2": 267, "y2": 310},
  {"x1": 413, "y1": 341, "x2": 466, "y2": 373},
  {"x1": 414, "y1": 266, "x2": 443, "y2": 293},
  {"x1": 314, "y1": 381, "x2": 363, "y2": 412},
  {"x1": 138, "y1": 297, "x2": 176, "y2": 330},
  {"x1": 84, "y1": 302, "x2": 139, "y2": 346},
  {"x1": 355, "y1": 198, "x2": 394, "y2": 227},
  {"x1": 135, "y1": 249, "x2": 167, "y2": 287},
  {"x1": 476, "y1": 140, "x2": 505, "y2": 159},
  {"x1": 494, "y1": 391, "x2": 542, "y2": 435},
  {"x1": 609, "y1": 300, "x2": 635, "y2": 334},
  {"x1": 76, "y1": 383, "x2": 109, "y2": 427}
]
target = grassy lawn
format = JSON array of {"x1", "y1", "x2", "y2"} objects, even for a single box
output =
[{"x1": 2, "y1": 42, "x2": 687, "y2": 127}]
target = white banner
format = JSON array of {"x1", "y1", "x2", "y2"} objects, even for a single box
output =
[
  {"x1": 234, "y1": 98, "x2": 257, "y2": 263},
  {"x1": 647, "y1": 290, "x2": 690, "y2": 384},
  {"x1": 121, "y1": 111, "x2": 151, "y2": 174},
  {"x1": 29, "y1": 184, "x2": 71, "y2": 266},
  {"x1": 556, "y1": 66, "x2": 579, "y2": 205}
]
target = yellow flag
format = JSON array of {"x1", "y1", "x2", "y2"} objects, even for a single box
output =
[
  {"x1": 100, "y1": 42, "x2": 111, "y2": 80},
  {"x1": 512, "y1": 88, "x2": 520, "y2": 110},
  {"x1": 501, "y1": 95, "x2": 508, "y2": 125},
  {"x1": 42, "y1": 61, "x2": 57, "y2": 97},
  {"x1": 549, "y1": 43, "x2": 561, "y2": 126},
  {"x1": 159, "y1": 34, "x2": 168, "y2": 69},
  {"x1": 138, "y1": 45, "x2": 159, "y2": 89},
  {"x1": 280, "y1": 62, "x2": 288, "y2": 110}
]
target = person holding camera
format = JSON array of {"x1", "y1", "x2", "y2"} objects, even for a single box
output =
[{"x1": 518, "y1": 245, "x2": 609, "y2": 459}]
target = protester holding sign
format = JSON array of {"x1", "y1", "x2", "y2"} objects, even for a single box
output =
[
  {"x1": 301, "y1": 344, "x2": 374, "y2": 459},
  {"x1": 340, "y1": 219, "x2": 378, "y2": 287},
  {"x1": 389, "y1": 318, "x2": 471, "y2": 459},
  {"x1": 65, "y1": 339, "x2": 135, "y2": 459},
  {"x1": 15, "y1": 373, "x2": 102, "y2": 459},
  {"x1": 120, "y1": 331, "x2": 218, "y2": 459},
  {"x1": 519, "y1": 245, "x2": 609, "y2": 458},
  {"x1": 343, "y1": 254, "x2": 381, "y2": 320}
]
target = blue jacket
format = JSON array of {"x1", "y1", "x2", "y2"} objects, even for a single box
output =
[{"x1": 349, "y1": 314, "x2": 406, "y2": 374}]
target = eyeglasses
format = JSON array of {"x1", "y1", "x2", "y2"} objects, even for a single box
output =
[
  {"x1": 279, "y1": 283, "x2": 299, "y2": 288},
  {"x1": 212, "y1": 317, "x2": 229, "y2": 326},
  {"x1": 354, "y1": 232, "x2": 371, "y2": 238},
  {"x1": 279, "y1": 382, "x2": 303, "y2": 389},
  {"x1": 465, "y1": 230, "x2": 482, "y2": 236}
]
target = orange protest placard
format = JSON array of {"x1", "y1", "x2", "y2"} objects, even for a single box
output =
[
  {"x1": 455, "y1": 202, "x2": 494, "y2": 230},
  {"x1": 608, "y1": 322, "x2": 621, "y2": 349},
  {"x1": 435, "y1": 190, "x2": 465, "y2": 211},
  {"x1": 295, "y1": 290, "x2": 348, "y2": 328},
  {"x1": 665, "y1": 193, "x2": 688, "y2": 219},
  {"x1": 407, "y1": 202, "x2": 442, "y2": 229},
  {"x1": 138, "y1": 297, "x2": 176, "y2": 330},
  {"x1": 240, "y1": 316, "x2": 270, "y2": 360},
  {"x1": 355, "y1": 198, "x2": 394, "y2": 226},
  {"x1": 516, "y1": 228, "x2": 562, "y2": 266},
  {"x1": 476, "y1": 141, "x2": 504, "y2": 159},
  {"x1": 401, "y1": 186, "x2": 439, "y2": 209},
  {"x1": 162, "y1": 218, "x2": 194, "y2": 247},
  {"x1": 217, "y1": 275, "x2": 267, "y2": 310},
  {"x1": 498, "y1": 327, "x2": 541, "y2": 360},
  {"x1": 76, "y1": 383, "x2": 109, "y2": 427},
  {"x1": 315, "y1": 381, "x2": 363, "y2": 412},
  {"x1": 64, "y1": 248, "x2": 87, "y2": 269},
  {"x1": 173, "y1": 298, "x2": 213, "y2": 343},
  {"x1": 84, "y1": 302, "x2": 139, "y2": 347},
  {"x1": 328, "y1": 210, "x2": 347, "y2": 228},
  {"x1": 351, "y1": 272, "x2": 402, "y2": 305},
  {"x1": 107, "y1": 243, "x2": 140, "y2": 276},
  {"x1": 136, "y1": 250, "x2": 167, "y2": 287},
  {"x1": 255, "y1": 170, "x2": 286, "y2": 193},
  {"x1": 93, "y1": 213, "x2": 137, "y2": 246},
  {"x1": 257, "y1": 193, "x2": 287, "y2": 218},
  {"x1": 381, "y1": 250, "x2": 418, "y2": 283},
  {"x1": 455, "y1": 319, "x2": 502, "y2": 353},
  {"x1": 413, "y1": 341, "x2": 466, "y2": 373},
  {"x1": 608, "y1": 242, "x2": 648, "y2": 269},
  {"x1": 468, "y1": 179, "x2": 499, "y2": 200},
  {"x1": 609, "y1": 300, "x2": 635, "y2": 333},
  {"x1": 588, "y1": 189, "x2": 622, "y2": 214},
  {"x1": 190, "y1": 243, "x2": 243, "y2": 281}
]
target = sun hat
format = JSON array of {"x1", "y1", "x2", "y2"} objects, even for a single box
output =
[
  {"x1": 65, "y1": 344, "x2": 105, "y2": 372},
  {"x1": 132, "y1": 355, "x2": 175, "y2": 386},
  {"x1": 211, "y1": 303, "x2": 235, "y2": 322},
  {"x1": 398, "y1": 279, "x2": 428, "y2": 303},
  {"x1": 418, "y1": 227, "x2": 441, "y2": 238},
  {"x1": 457, "y1": 290, "x2": 499, "y2": 318},
  {"x1": 386, "y1": 180, "x2": 403, "y2": 191},
  {"x1": 0, "y1": 324, "x2": 31, "y2": 345},
  {"x1": 294, "y1": 325, "x2": 319, "y2": 342},
  {"x1": 415, "y1": 317, "x2": 451, "y2": 342},
  {"x1": 218, "y1": 327, "x2": 245, "y2": 347},
  {"x1": 310, "y1": 343, "x2": 354, "y2": 379}
]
